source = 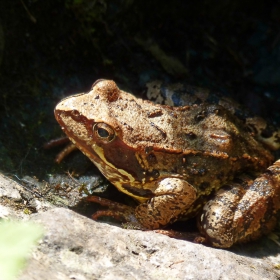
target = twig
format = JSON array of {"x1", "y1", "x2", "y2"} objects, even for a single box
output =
[{"x1": 20, "y1": 0, "x2": 37, "y2": 23}]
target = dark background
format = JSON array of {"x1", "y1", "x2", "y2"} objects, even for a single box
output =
[{"x1": 1, "y1": 0, "x2": 280, "y2": 180}]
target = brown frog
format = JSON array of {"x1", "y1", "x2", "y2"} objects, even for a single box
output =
[{"x1": 54, "y1": 79, "x2": 280, "y2": 248}]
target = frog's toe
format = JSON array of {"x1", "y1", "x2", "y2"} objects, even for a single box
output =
[{"x1": 87, "y1": 195, "x2": 138, "y2": 224}]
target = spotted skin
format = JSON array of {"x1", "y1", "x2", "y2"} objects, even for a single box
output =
[
  {"x1": 198, "y1": 160, "x2": 280, "y2": 247},
  {"x1": 54, "y1": 79, "x2": 280, "y2": 248}
]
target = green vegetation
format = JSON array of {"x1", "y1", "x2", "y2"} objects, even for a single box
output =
[{"x1": 0, "y1": 221, "x2": 44, "y2": 280}]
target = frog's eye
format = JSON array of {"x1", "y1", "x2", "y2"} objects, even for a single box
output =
[{"x1": 93, "y1": 123, "x2": 115, "y2": 143}]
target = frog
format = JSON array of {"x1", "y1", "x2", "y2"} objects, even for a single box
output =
[{"x1": 54, "y1": 79, "x2": 280, "y2": 248}]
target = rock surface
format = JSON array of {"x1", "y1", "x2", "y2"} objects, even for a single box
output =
[
  {"x1": 21, "y1": 208, "x2": 280, "y2": 280},
  {"x1": 1, "y1": 174, "x2": 280, "y2": 280}
]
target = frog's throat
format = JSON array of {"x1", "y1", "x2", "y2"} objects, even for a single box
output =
[{"x1": 89, "y1": 143, "x2": 148, "y2": 203}]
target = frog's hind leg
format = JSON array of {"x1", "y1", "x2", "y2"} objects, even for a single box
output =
[
  {"x1": 246, "y1": 117, "x2": 280, "y2": 151},
  {"x1": 198, "y1": 160, "x2": 280, "y2": 248}
]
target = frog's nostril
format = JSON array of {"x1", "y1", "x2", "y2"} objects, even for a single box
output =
[{"x1": 71, "y1": 110, "x2": 80, "y2": 117}]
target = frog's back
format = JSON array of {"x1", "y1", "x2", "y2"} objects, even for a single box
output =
[
  {"x1": 145, "y1": 81, "x2": 280, "y2": 151},
  {"x1": 113, "y1": 93, "x2": 274, "y2": 171},
  {"x1": 139, "y1": 101, "x2": 274, "y2": 192}
]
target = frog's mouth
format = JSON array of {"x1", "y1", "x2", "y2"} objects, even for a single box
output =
[
  {"x1": 87, "y1": 135, "x2": 158, "y2": 202},
  {"x1": 77, "y1": 139, "x2": 154, "y2": 203},
  {"x1": 88, "y1": 143, "x2": 154, "y2": 202}
]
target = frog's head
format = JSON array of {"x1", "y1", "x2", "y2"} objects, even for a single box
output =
[{"x1": 55, "y1": 79, "x2": 168, "y2": 201}]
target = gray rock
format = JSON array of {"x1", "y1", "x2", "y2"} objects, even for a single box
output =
[
  {"x1": 0, "y1": 174, "x2": 280, "y2": 280},
  {"x1": 0, "y1": 174, "x2": 22, "y2": 202},
  {"x1": 19, "y1": 208, "x2": 280, "y2": 280},
  {"x1": 0, "y1": 173, "x2": 54, "y2": 216}
]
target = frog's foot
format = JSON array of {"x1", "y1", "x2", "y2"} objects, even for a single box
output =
[
  {"x1": 44, "y1": 136, "x2": 78, "y2": 163},
  {"x1": 87, "y1": 196, "x2": 143, "y2": 228},
  {"x1": 55, "y1": 143, "x2": 77, "y2": 163},
  {"x1": 44, "y1": 136, "x2": 70, "y2": 148},
  {"x1": 154, "y1": 229, "x2": 203, "y2": 243},
  {"x1": 198, "y1": 160, "x2": 280, "y2": 248},
  {"x1": 88, "y1": 179, "x2": 197, "y2": 231}
]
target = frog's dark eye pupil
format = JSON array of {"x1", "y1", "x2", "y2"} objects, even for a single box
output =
[
  {"x1": 97, "y1": 127, "x2": 109, "y2": 138},
  {"x1": 93, "y1": 123, "x2": 115, "y2": 143}
]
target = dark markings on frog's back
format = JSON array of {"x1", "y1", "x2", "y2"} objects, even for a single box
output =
[{"x1": 150, "y1": 122, "x2": 167, "y2": 138}]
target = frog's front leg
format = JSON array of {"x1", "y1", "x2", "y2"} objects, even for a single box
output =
[
  {"x1": 88, "y1": 178, "x2": 196, "y2": 230},
  {"x1": 198, "y1": 160, "x2": 280, "y2": 248},
  {"x1": 135, "y1": 178, "x2": 197, "y2": 229}
]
